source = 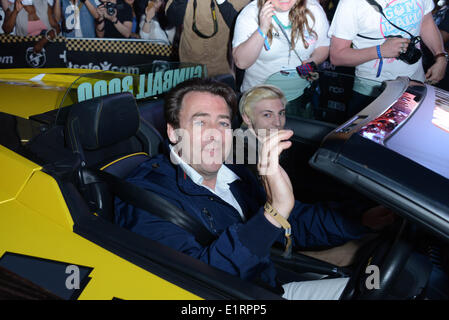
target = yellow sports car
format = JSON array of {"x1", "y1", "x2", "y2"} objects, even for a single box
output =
[{"x1": 1, "y1": 66, "x2": 448, "y2": 300}]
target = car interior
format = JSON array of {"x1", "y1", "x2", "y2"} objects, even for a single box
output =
[{"x1": 2, "y1": 70, "x2": 449, "y2": 300}]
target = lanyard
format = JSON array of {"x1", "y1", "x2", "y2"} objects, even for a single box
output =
[
  {"x1": 272, "y1": 15, "x2": 303, "y2": 63},
  {"x1": 192, "y1": 0, "x2": 218, "y2": 39},
  {"x1": 273, "y1": 15, "x2": 319, "y2": 81},
  {"x1": 272, "y1": 15, "x2": 291, "y2": 30}
]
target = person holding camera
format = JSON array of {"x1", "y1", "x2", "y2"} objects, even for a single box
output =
[
  {"x1": 232, "y1": 0, "x2": 330, "y2": 105},
  {"x1": 329, "y1": 0, "x2": 447, "y2": 115},
  {"x1": 96, "y1": 0, "x2": 132, "y2": 38},
  {"x1": 53, "y1": 0, "x2": 99, "y2": 37}
]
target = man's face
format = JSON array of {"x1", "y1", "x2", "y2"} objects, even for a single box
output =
[
  {"x1": 168, "y1": 91, "x2": 233, "y2": 177},
  {"x1": 243, "y1": 98, "x2": 286, "y2": 133},
  {"x1": 271, "y1": 0, "x2": 296, "y2": 12}
]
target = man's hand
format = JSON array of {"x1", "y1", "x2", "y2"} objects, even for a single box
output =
[
  {"x1": 380, "y1": 37, "x2": 410, "y2": 58},
  {"x1": 425, "y1": 57, "x2": 447, "y2": 85},
  {"x1": 258, "y1": 129, "x2": 295, "y2": 225},
  {"x1": 361, "y1": 206, "x2": 396, "y2": 231}
]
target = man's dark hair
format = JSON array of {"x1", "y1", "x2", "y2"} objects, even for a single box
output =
[{"x1": 164, "y1": 77, "x2": 237, "y2": 128}]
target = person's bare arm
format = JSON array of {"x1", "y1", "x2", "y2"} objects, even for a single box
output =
[
  {"x1": 53, "y1": 0, "x2": 61, "y2": 23},
  {"x1": 1, "y1": 0, "x2": 9, "y2": 10},
  {"x1": 113, "y1": 19, "x2": 132, "y2": 38},
  {"x1": 303, "y1": 46, "x2": 329, "y2": 65},
  {"x1": 232, "y1": 0, "x2": 274, "y2": 70},
  {"x1": 47, "y1": 5, "x2": 60, "y2": 33},
  {"x1": 2, "y1": 0, "x2": 22, "y2": 34},
  {"x1": 330, "y1": 35, "x2": 410, "y2": 67},
  {"x1": 441, "y1": 30, "x2": 449, "y2": 45},
  {"x1": 95, "y1": 4, "x2": 105, "y2": 37},
  {"x1": 84, "y1": 0, "x2": 100, "y2": 20},
  {"x1": 421, "y1": 12, "x2": 447, "y2": 83}
]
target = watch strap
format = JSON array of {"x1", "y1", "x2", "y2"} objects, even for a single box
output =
[{"x1": 434, "y1": 52, "x2": 449, "y2": 61}]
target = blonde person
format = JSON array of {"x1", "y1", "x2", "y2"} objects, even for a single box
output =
[{"x1": 232, "y1": 0, "x2": 330, "y2": 105}]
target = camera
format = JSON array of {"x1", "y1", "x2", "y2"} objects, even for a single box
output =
[
  {"x1": 105, "y1": 2, "x2": 117, "y2": 16},
  {"x1": 387, "y1": 35, "x2": 422, "y2": 65}
]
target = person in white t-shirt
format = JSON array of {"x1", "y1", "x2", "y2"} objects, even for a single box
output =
[
  {"x1": 328, "y1": 0, "x2": 447, "y2": 114},
  {"x1": 232, "y1": 0, "x2": 330, "y2": 102}
]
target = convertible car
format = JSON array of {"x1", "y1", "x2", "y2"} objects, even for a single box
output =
[{"x1": 0, "y1": 64, "x2": 448, "y2": 300}]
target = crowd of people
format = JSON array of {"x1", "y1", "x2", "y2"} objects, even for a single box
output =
[
  {"x1": 1, "y1": 0, "x2": 448, "y2": 89},
  {"x1": 0, "y1": 0, "x2": 176, "y2": 41}
]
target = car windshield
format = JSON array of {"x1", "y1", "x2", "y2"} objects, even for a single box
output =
[{"x1": 54, "y1": 61, "x2": 207, "y2": 124}]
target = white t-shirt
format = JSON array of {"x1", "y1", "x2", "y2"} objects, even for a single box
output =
[
  {"x1": 329, "y1": 0, "x2": 434, "y2": 84},
  {"x1": 139, "y1": 14, "x2": 176, "y2": 44},
  {"x1": 232, "y1": 0, "x2": 330, "y2": 93}
]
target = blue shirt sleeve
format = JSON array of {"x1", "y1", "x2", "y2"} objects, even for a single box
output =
[{"x1": 289, "y1": 200, "x2": 368, "y2": 249}]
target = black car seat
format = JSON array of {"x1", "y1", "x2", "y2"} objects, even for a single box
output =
[
  {"x1": 137, "y1": 98, "x2": 167, "y2": 139},
  {"x1": 65, "y1": 92, "x2": 162, "y2": 222}
]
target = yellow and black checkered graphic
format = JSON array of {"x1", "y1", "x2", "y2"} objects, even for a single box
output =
[
  {"x1": 0, "y1": 34, "x2": 65, "y2": 43},
  {"x1": 0, "y1": 34, "x2": 173, "y2": 56},
  {"x1": 66, "y1": 38, "x2": 173, "y2": 56}
]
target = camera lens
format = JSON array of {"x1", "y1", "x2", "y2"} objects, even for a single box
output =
[{"x1": 106, "y1": 2, "x2": 117, "y2": 16}]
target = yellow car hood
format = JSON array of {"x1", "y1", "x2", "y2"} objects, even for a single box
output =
[{"x1": 0, "y1": 68, "x2": 100, "y2": 119}]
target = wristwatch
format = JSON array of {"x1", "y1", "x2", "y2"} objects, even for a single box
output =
[{"x1": 434, "y1": 52, "x2": 449, "y2": 62}]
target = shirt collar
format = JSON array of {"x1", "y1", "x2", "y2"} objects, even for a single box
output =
[{"x1": 169, "y1": 145, "x2": 240, "y2": 190}]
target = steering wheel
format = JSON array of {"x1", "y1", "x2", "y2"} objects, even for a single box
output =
[{"x1": 340, "y1": 219, "x2": 414, "y2": 300}]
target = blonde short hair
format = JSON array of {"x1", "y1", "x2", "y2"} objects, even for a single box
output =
[{"x1": 239, "y1": 84, "x2": 287, "y2": 120}]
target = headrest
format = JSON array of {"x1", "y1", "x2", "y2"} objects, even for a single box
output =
[{"x1": 67, "y1": 93, "x2": 140, "y2": 150}]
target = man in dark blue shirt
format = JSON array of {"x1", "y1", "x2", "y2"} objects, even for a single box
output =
[{"x1": 115, "y1": 78, "x2": 393, "y2": 299}]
